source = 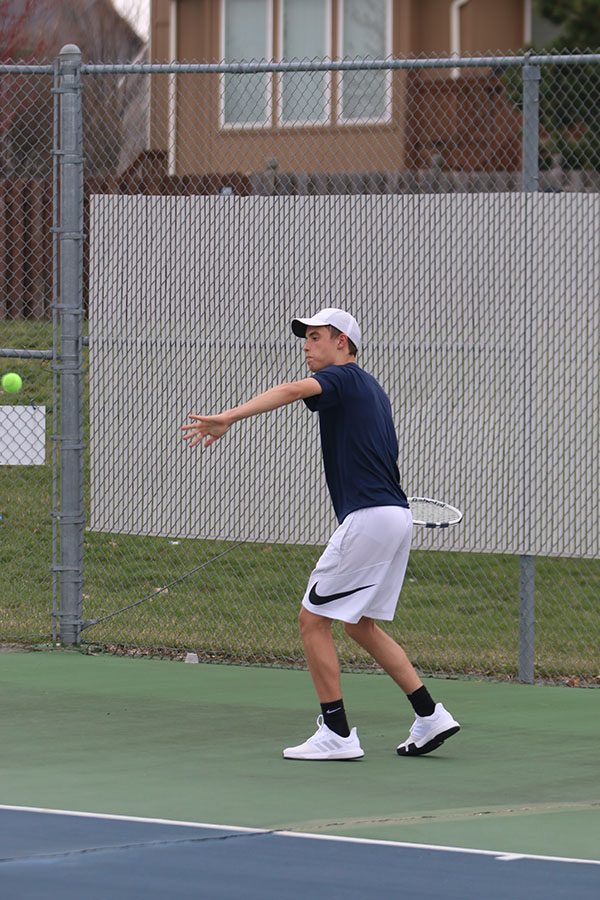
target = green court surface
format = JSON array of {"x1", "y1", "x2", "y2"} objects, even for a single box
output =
[{"x1": 1, "y1": 651, "x2": 598, "y2": 861}]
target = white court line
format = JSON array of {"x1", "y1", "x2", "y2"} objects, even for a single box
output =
[
  {"x1": 1, "y1": 805, "x2": 598, "y2": 867},
  {"x1": 274, "y1": 830, "x2": 600, "y2": 866},
  {"x1": 0, "y1": 805, "x2": 263, "y2": 834}
]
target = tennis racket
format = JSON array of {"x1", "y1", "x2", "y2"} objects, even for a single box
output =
[{"x1": 408, "y1": 497, "x2": 463, "y2": 528}]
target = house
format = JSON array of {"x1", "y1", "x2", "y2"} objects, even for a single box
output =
[{"x1": 143, "y1": 1, "x2": 557, "y2": 185}]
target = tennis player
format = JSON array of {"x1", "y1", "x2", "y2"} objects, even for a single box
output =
[{"x1": 182, "y1": 308, "x2": 460, "y2": 760}]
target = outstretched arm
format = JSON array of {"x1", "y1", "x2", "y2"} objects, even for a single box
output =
[{"x1": 181, "y1": 377, "x2": 322, "y2": 448}]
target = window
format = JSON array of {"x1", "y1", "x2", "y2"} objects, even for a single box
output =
[
  {"x1": 220, "y1": 0, "x2": 391, "y2": 129},
  {"x1": 279, "y1": 0, "x2": 331, "y2": 125},
  {"x1": 339, "y1": 0, "x2": 391, "y2": 123},
  {"x1": 221, "y1": 0, "x2": 272, "y2": 127}
]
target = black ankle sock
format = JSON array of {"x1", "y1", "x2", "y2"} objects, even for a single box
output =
[
  {"x1": 407, "y1": 685, "x2": 436, "y2": 717},
  {"x1": 320, "y1": 699, "x2": 350, "y2": 737}
]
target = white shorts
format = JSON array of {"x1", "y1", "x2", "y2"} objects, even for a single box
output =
[{"x1": 302, "y1": 506, "x2": 413, "y2": 624}]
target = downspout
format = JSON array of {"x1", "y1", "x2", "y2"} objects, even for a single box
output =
[
  {"x1": 168, "y1": 0, "x2": 177, "y2": 175},
  {"x1": 147, "y1": 3, "x2": 152, "y2": 152},
  {"x1": 523, "y1": 0, "x2": 533, "y2": 45},
  {"x1": 450, "y1": 0, "x2": 470, "y2": 80}
]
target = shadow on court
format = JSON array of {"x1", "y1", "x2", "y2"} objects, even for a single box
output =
[{"x1": 0, "y1": 649, "x2": 598, "y2": 896}]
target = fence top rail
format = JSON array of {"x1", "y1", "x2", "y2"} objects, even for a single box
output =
[
  {"x1": 0, "y1": 64, "x2": 54, "y2": 74},
  {"x1": 80, "y1": 52, "x2": 600, "y2": 76},
  {"x1": 1, "y1": 53, "x2": 597, "y2": 77}
]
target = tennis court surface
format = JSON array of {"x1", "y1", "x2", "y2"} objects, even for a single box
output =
[{"x1": 1, "y1": 651, "x2": 598, "y2": 897}]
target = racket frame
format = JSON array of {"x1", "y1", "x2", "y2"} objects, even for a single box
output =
[{"x1": 408, "y1": 496, "x2": 463, "y2": 528}]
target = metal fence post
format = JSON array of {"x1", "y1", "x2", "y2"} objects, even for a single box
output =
[
  {"x1": 56, "y1": 45, "x2": 85, "y2": 645},
  {"x1": 519, "y1": 59, "x2": 540, "y2": 683},
  {"x1": 519, "y1": 555, "x2": 535, "y2": 683}
]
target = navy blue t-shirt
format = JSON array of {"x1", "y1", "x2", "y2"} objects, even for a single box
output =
[{"x1": 304, "y1": 363, "x2": 409, "y2": 523}]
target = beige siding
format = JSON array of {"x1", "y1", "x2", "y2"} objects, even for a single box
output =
[
  {"x1": 150, "y1": 0, "x2": 526, "y2": 177},
  {"x1": 461, "y1": 0, "x2": 524, "y2": 54}
]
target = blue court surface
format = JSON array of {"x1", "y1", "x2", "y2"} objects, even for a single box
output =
[{"x1": 1, "y1": 806, "x2": 599, "y2": 899}]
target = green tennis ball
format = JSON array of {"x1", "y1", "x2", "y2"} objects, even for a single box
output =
[{"x1": 1, "y1": 373, "x2": 22, "y2": 393}]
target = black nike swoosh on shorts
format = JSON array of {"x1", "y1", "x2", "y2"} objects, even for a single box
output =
[{"x1": 308, "y1": 582, "x2": 376, "y2": 606}]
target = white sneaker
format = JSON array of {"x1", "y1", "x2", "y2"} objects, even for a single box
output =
[
  {"x1": 283, "y1": 715, "x2": 364, "y2": 760},
  {"x1": 397, "y1": 703, "x2": 460, "y2": 756}
]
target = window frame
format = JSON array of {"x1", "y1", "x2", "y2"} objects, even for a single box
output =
[{"x1": 336, "y1": 0, "x2": 393, "y2": 126}]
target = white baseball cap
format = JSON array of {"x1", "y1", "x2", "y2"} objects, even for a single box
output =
[{"x1": 291, "y1": 307, "x2": 361, "y2": 349}]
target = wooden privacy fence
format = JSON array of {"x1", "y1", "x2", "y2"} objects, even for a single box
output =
[
  {"x1": 0, "y1": 177, "x2": 53, "y2": 320},
  {"x1": 2, "y1": 164, "x2": 600, "y2": 320}
]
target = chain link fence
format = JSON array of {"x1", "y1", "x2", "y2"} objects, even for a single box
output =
[
  {"x1": 0, "y1": 62, "x2": 57, "y2": 643},
  {"x1": 1, "y1": 49, "x2": 598, "y2": 684}
]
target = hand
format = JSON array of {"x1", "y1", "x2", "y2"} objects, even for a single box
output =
[{"x1": 181, "y1": 413, "x2": 232, "y2": 448}]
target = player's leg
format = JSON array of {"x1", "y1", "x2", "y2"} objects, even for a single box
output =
[
  {"x1": 345, "y1": 616, "x2": 460, "y2": 756},
  {"x1": 282, "y1": 606, "x2": 364, "y2": 761},
  {"x1": 343, "y1": 617, "x2": 421, "y2": 693},
  {"x1": 298, "y1": 606, "x2": 342, "y2": 702}
]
